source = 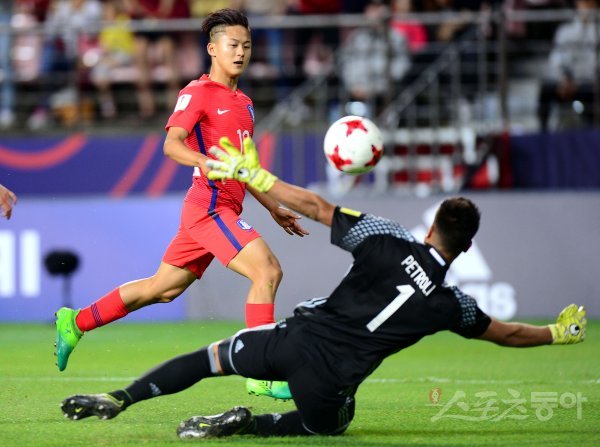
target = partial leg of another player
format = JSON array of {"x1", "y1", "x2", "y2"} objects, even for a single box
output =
[
  {"x1": 61, "y1": 326, "x2": 309, "y2": 436},
  {"x1": 54, "y1": 262, "x2": 197, "y2": 371},
  {"x1": 226, "y1": 238, "x2": 291, "y2": 400}
]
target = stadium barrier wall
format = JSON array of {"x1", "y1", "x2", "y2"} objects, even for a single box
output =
[
  {"x1": 0, "y1": 196, "x2": 185, "y2": 322},
  {"x1": 0, "y1": 192, "x2": 598, "y2": 322},
  {"x1": 2, "y1": 130, "x2": 600, "y2": 195}
]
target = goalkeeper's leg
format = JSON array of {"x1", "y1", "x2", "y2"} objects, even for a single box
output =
[
  {"x1": 176, "y1": 362, "x2": 356, "y2": 437},
  {"x1": 245, "y1": 387, "x2": 355, "y2": 436},
  {"x1": 177, "y1": 402, "x2": 353, "y2": 438},
  {"x1": 62, "y1": 345, "x2": 221, "y2": 419}
]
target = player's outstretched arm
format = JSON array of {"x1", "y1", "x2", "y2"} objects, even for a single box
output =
[
  {"x1": 477, "y1": 304, "x2": 586, "y2": 347},
  {"x1": 247, "y1": 186, "x2": 310, "y2": 237},
  {"x1": 208, "y1": 137, "x2": 336, "y2": 227},
  {"x1": 164, "y1": 127, "x2": 212, "y2": 171},
  {"x1": 0, "y1": 183, "x2": 17, "y2": 220},
  {"x1": 478, "y1": 319, "x2": 553, "y2": 347}
]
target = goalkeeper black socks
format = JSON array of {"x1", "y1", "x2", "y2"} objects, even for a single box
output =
[
  {"x1": 108, "y1": 389, "x2": 133, "y2": 409},
  {"x1": 111, "y1": 348, "x2": 213, "y2": 407}
]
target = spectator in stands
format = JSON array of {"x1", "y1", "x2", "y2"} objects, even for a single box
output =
[
  {"x1": 27, "y1": 0, "x2": 102, "y2": 129},
  {"x1": 123, "y1": 0, "x2": 189, "y2": 119},
  {"x1": 0, "y1": 0, "x2": 15, "y2": 129},
  {"x1": 10, "y1": 2, "x2": 46, "y2": 113},
  {"x1": 189, "y1": 0, "x2": 232, "y2": 18},
  {"x1": 231, "y1": 0, "x2": 287, "y2": 78},
  {"x1": 339, "y1": 0, "x2": 411, "y2": 118},
  {"x1": 288, "y1": 0, "x2": 342, "y2": 78},
  {"x1": 421, "y1": 0, "x2": 498, "y2": 122},
  {"x1": 15, "y1": 0, "x2": 51, "y2": 22},
  {"x1": 423, "y1": 0, "x2": 486, "y2": 43},
  {"x1": 521, "y1": 0, "x2": 569, "y2": 41},
  {"x1": 91, "y1": 0, "x2": 136, "y2": 119},
  {"x1": 391, "y1": 0, "x2": 428, "y2": 54},
  {"x1": 537, "y1": 0, "x2": 599, "y2": 131}
]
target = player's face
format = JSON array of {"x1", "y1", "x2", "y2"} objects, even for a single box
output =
[{"x1": 209, "y1": 25, "x2": 252, "y2": 79}]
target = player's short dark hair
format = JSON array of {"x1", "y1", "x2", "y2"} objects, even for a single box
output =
[
  {"x1": 200, "y1": 9, "x2": 250, "y2": 41},
  {"x1": 433, "y1": 197, "x2": 481, "y2": 256}
]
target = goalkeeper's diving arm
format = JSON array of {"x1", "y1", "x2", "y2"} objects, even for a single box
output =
[
  {"x1": 264, "y1": 180, "x2": 336, "y2": 228},
  {"x1": 206, "y1": 137, "x2": 587, "y2": 348},
  {"x1": 478, "y1": 304, "x2": 586, "y2": 347},
  {"x1": 477, "y1": 319, "x2": 553, "y2": 347}
]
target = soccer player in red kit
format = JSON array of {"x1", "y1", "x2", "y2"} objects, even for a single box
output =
[{"x1": 54, "y1": 9, "x2": 306, "y2": 399}]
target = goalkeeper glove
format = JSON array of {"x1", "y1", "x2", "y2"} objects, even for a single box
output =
[
  {"x1": 207, "y1": 136, "x2": 277, "y2": 193},
  {"x1": 548, "y1": 304, "x2": 586, "y2": 345}
]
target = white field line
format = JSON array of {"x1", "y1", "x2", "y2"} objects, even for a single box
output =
[
  {"x1": 365, "y1": 377, "x2": 600, "y2": 385},
  {"x1": 3, "y1": 376, "x2": 599, "y2": 384}
]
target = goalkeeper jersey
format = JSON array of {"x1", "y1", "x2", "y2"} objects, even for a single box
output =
[{"x1": 286, "y1": 206, "x2": 491, "y2": 387}]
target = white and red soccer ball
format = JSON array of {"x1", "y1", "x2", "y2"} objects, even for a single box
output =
[{"x1": 323, "y1": 115, "x2": 384, "y2": 175}]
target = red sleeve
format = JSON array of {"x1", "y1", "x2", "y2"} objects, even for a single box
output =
[{"x1": 165, "y1": 86, "x2": 205, "y2": 134}]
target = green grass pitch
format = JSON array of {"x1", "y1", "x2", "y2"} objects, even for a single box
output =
[{"x1": 1, "y1": 321, "x2": 598, "y2": 446}]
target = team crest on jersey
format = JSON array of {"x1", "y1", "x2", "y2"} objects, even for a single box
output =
[
  {"x1": 237, "y1": 219, "x2": 253, "y2": 230},
  {"x1": 247, "y1": 105, "x2": 255, "y2": 122}
]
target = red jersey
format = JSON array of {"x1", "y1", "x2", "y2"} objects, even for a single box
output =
[{"x1": 166, "y1": 75, "x2": 255, "y2": 213}]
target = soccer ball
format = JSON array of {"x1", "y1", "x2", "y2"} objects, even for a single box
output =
[{"x1": 323, "y1": 115, "x2": 384, "y2": 175}]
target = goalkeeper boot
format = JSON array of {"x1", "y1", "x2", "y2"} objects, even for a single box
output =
[
  {"x1": 246, "y1": 378, "x2": 292, "y2": 401},
  {"x1": 177, "y1": 406, "x2": 253, "y2": 439},
  {"x1": 61, "y1": 393, "x2": 125, "y2": 420},
  {"x1": 54, "y1": 307, "x2": 83, "y2": 371}
]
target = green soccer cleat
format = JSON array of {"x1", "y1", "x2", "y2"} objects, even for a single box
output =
[
  {"x1": 61, "y1": 394, "x2": 124, "y2": 420},
  {"x1": 54, "y1": 307, "x2": 83, "y2": 372},
  {"x1": 177, "y1": 406, "x2": 253, "y2": 439},
  {"x1": 246, "y1": 378, "x2": 292, "y2": 401}
]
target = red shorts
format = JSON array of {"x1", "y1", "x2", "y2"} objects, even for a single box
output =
[{"x1": 162, "y1": 201, "x2": 261, "y2": 277}]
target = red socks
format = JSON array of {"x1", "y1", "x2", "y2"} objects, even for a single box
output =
[
  {"x1": 74, "y1": 290, "x2": 272, "y2": 332},
  {"x1": 75, "y1": 288, "x2": 129, "y2": 332},
  {"x1": 245, "y1": 303, "x2": 275, "y2": 328}
]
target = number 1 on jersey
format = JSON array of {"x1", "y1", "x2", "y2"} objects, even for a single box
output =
[{"x1": 367, "y1": 285, "x2": 415, "y2": 332}]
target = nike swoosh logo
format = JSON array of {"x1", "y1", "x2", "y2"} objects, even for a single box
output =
[{"x1": 217, "y1": 109, "x2": 230, "y2": 115}]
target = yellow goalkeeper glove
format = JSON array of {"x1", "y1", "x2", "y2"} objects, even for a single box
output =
[
  {"x1": 548, "y1": 304, "x2": 586, "y2": 345},
  {"x1": 207, "y1": 136, "x2": 277, "y2": 193}
]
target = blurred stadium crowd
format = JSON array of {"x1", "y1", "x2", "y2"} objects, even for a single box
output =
[{"x1": 1, "y1": 0, "x2": 598, "y2": 134}]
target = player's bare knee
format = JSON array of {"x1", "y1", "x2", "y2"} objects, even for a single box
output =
[
  {"x1": 262, "y1": 263, "x2": 283, "y2": 289},
  {"x1": 269, "y1": 257, "x2": 283, "y2": 282},
  {"x1": 249, "y1": 259, "x2": 282, "y2": 289},
  {"x1": 271, "y1": 262, "x2": 283, "y2": 285}
]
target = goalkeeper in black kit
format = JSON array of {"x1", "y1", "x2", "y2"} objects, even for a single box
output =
[{"x1": 61, "y1": 137, "x2": 587, "y2": 439}]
